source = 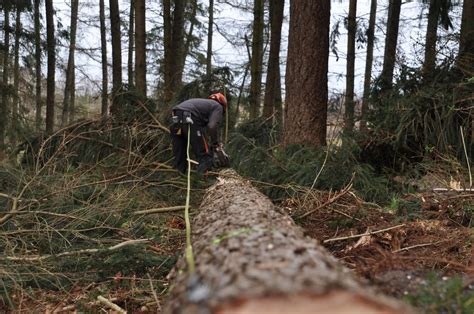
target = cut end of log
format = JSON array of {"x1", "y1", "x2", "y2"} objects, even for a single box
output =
[{"x1": 216, "y1": 291, "x2": 404, "y2": 314}]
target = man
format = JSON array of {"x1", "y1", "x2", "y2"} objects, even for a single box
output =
[{"x1": 170, "y1": 93, "x2": 228, "y2": 174}]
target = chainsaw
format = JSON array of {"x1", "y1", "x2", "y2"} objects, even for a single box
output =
[{"x1": 212, "y1": 143, "x2": 230, "y2": 169}]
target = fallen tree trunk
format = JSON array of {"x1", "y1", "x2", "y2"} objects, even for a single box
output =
[{"x1": 165, "y1": 170, "x2": 413, "y2": 314}]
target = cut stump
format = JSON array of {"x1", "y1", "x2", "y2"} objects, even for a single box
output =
[{"x1": 165, "y1": 170, "x2": 414, "y2": 314}]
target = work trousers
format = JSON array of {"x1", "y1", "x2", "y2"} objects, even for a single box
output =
[{"x1": 170, "y1": 112, "x2": 213, "y2": 174}]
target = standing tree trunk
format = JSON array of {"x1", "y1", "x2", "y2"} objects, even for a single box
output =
[
  {"x1": 380, "y1": 0, "x2": 401, "y2": 91},
  {"x1": 135, "y1": 0, "x2": 146, "y2": 96},
  {"x1": 12, "y1": 7, "x2": 21, "y2": 146},
  {"x1": 249, "y1": 0, "x2": 264, "y2": 120},
  {"x1": 262, "y1": 0, "x2": 284, "y2": 125},
  {"x1": 45, "y1": 0, "x2": 56, "y2": 134},
  {"x1": 181, "y1": 0, "x2": 198, "y2": 78},
  {"x1": 423, "y1": 0, "x2": 441, "y2": 78},
  {"x1": 360, "y1": 0, "x2": 377, "y2": 132},
  {"x1": 34, "y1": 0, "x2": 42, "y2": 131},
  {"x1": 344, "y1": 0, "x2": 357, "y2": 135},
  {"x1": 206, "y1": 0, "x2": 214, "y2": 79},
  {"x1": 128, "y1": 0, "x2": 134, "y2": 86},
  {"x1": 284, "y1": 1, "x2": 330, "y2": 147},
  {"x1": 109, "y1": 0, "x2": 123, "y2": 116},
  {"x1": 459, "y1": 0, "x2": 474, "y2": 74},
  {"x1": 165, "y1": 170, "x2": 414, "y2": 314},
  {"x1": 62, "y1": 0, "x2": 79, "y2": 126},
  {"x1": 100, "y1": 0, "x2": 108, "y2": 117},
  {"x1": 1, "y1": 5, "x2": 10, "y2": 148},
  {"x1": 163, "y1": 0, "x2": 186, "y2": 104}
]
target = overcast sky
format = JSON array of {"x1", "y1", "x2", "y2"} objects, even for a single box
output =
[{"x1": 45, "y1": 0, "x2": 462, "y2": 99}]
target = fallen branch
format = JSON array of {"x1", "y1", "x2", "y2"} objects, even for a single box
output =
[
  {"x1": 133, "y1": 206, "x2": 186, "y2": 215},
  {"x1": 97, "y1": 296, "x2": 127, "y2": 314},
  {"x1": 392, "y1": 240, "x2": 448, "y2": 253},
  {"x1": 298, "y1": 181, "x2": 353, "y2": 219},
  {"x1": 323, "y1": 224, "x2": 406, "y2": 244},
  {"x1": 2, "y1": 239, "x2": 150, "y2": 261}
]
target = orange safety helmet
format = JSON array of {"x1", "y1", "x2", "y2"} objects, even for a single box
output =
[{"x1": 208, "y1": 93, "x2": 228, "y2": 111}]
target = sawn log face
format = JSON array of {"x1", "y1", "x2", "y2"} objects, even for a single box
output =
[{"x1": 165, "y1": 170, "x2": 413, "y2": 314}]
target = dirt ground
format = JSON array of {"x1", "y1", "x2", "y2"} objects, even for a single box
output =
[{"x1": 288, "y1": 190, "x2": 474, "y2": 300}]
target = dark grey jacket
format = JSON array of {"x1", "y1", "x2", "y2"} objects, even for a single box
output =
[{"x1": 173, "y1": 98, "x2": 224, "y2": 144}]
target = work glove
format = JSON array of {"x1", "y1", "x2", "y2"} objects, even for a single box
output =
[{"x1": 212, "y1": 143, "x2": 230, "y2": 168}]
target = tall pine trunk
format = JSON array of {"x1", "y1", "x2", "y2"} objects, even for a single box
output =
[
  {"x1": 109, "y1": 0, "x2": 123, "y2": 116},
  {"x1": 249, "y1": 0, "x2": 264, "y2": 120},
  {"x1": 459, "y1": 0, "x2": 474, "y2": 73},
  {"x1": 344, "y1": 0, "x2": 357, "y2": 135},
  {"x1": 34, "y1": 0, "x2": 42, "y2": 131},
  {"x1": 423, "y1": 0, "x2": 441, "y2": 78},
  {"x1": 100, "y1": 0, "x2": 108, "y2": 117},
  {"x1": 163, "y1": 0, "x2": 185, "y2": 103},
  {"x1": 128, "y1": 0, "x2": 134, "y2": 86},
  {"x1": 181, "y1": 0, "x2": 197, "y2": 85},
  {"x1": 206, "y1": 0, "x2": 214, "y2": 79},
  {"x1": 360, "y1": 0, "x2": 377, "y2": 132},
  {"x1": 284, "y1": 0, "x2": 330, "y2": 147},
  {"x1": 1, "y1": 6, "x2": 10, "y2": 148},
  {"x1": 262, "y1": 0, "x2": 284, "y2": 125},
  {"x1": 62, "y1": 0, "x2": 79, "y2": 125},
  {"x1": 45, "y1": 0, "x2": 56, "y2": 134},
  {"x1": 135, "y1": 0, "x2": 146, "y2": 96},
  {"x1": 12, "y1": 7, "x2": 21, "y2": 146},
  {"x1": 380, "y1": 0, "x2": 401, "y2": 91}
]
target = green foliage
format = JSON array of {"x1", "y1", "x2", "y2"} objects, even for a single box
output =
[
  {"x1": 405, "y1": 274, "x2": 474, "y2": 313},
  {"x1": 227, "y1": 120, "x2": 391, "y2": 203}
]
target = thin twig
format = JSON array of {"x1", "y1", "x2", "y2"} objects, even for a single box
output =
[
  {"x1": 392, "y1": 240, "x2": 448, "y2": 253},
  {"x1": 133, "y1": 206, "x2": 186, "y2": 215},
  {"x1": 460, "y1": 126, "x2": 472, "y2": 188},
  {"x1": 323, "y1": 224, "x2": 406, "y2": 243},
  {"x1": 147, "y1": 273, "x2": 161, "y2": 312}
]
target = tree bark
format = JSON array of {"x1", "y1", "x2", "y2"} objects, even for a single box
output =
[
  {"x1": 206, "y1": 0, "x2": 214, "y2": 79},
  {"x1": 344, "y1": 0, "x2": 357, "y2": 135},
  {"x1": 135, "y1": 0, "x2": 146, "y2": 96},
  {"x1": 100, "y1": 0, "x2": 109, "y2": 117},
  {"x1": 163, "y1": 0, "x2": 186, "y2": 103},
  {"x1": 128, "y1": 0, "x2": 134, "y2": 86},
  {"x1": 62, "y1": 0, "x2": 79, "y2": 126},
  {"x1": 284, "y1": 1, "x2": 330, "y2": 147},
  {"x1": 380, "y1": 0, "x2": 401, "y2": 91},
  {"x1": 182, "y1": 0, "x2": 198, "y2": 79},
  {"x1": 109, "y1": 0, "x2": 123, "y2": 116},
  {"x1": 459, "y1": 0, "x2": 474, "y2": 74},
  {"x1": 34, "y1": 0, "x2": 42, "y2": 131},
  {"x1": 165, "y1": 170, "x2": 414, "y2": 314},
  {"x1": 1, "y1": 5, "x2": 10, "y2": 148},
  {"x1": 360, "y1": 0, "x2": 377, "y2": 132},
  {"x1": 423, "y1": 0, "x2": 441, "y2": 78},
  {"x1": 45, "y1": 0, "x2": 56, "y2": 134},
  {"x1": 249, "y1": 0, "x2": 264, "y2": 120},
  {"x1": 12, "y1": 7, "x2": 21, "y2": 146},
  {"x1": 262, "y1": 0, "x2": 284, "y2": 125}
]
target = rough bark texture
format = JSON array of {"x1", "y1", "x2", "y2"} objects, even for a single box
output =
[
  {"x1": 249, "y1": 0, "x2": 264, "y2": 120},
  {"x1": 135, "y1": 0, "x2": 146, "y2": 96},
  {"x1": 1, "y1": 5, "x2": 10, "y2": 148},
  {"x1": 163, "y1": 0, "x2": 186, "y2": 103},
  {"x1": 62, "y1": 0, "x2": 79, "y2": 126},
  {"x1": 99, "y1": 0, "x2": 108, "y2": 117},
  {"x1": 344, "y1": 0, "x2": 357, "y2": 134},
  {"x1": 423, "y1": 0, "x2": 441, "y2": 78},
  {"x1": 109, "y1": 0, "x2": 123, "y2": 116},
  {"x1": 206, "y1": 0, "x2": 214, "y2": 79},
  {"x1": 45, "y1": 0, "x2": 56, "y2": 134},
  {"x1": 380, "y1": 0, "x2": 401, "y2": 91},
  {"x1": 360, "y1": 0, "x2": 377, "y2": 132},
  {"x1": 262, "y1": 0, "x2": 284, "y2": 124},
  {"x1": 34, "y1": 0, "x2": 42, "y2": 130},
  {"x1": 459, "y1": 0, "x2": 474, "y2": 74},
  {"x1": 128, "y1": 0, "x2": 134, "y2": 86},
  {"x1": 12, "y1": 7, "x2": 21, "y2": 146},
  {"x1": 284, "y1": 0, "x2": 330, "y2": 147},
  {"x1": 165, "y1": 170, "x2": 413, "y2": 314}
]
